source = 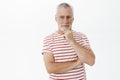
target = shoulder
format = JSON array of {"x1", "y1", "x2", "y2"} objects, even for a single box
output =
[
  {"x1": 43, "y1": 32, "x2": 56, "y2": 41},
  {"x1": 74, "y1": 31, "x2": 87, "y2": 38},
  {"x1": 74, "y1": 31, "x2": 90, "y2": 46}
]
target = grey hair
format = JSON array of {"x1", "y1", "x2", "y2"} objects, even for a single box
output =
[
  {"x1": 57, "y1": 3, "x2": 73, "y2": 9},
  {"x1": 56, "y1": 3, "x2": 74, "y2": 15}
]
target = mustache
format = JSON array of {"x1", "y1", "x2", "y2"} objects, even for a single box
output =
[{"x1": 61, "y1": 25, "x2": 69, "y2": 27}]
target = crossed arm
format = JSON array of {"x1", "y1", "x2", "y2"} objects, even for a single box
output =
[
  {"x1": 64, "y1": 30, "x2": 95, "y2": 66},
  {"x1": 43, "y1": 44, "x2": 95, "y2": 74},
  {"x1": 69, "y1": 40, "x2": 95, "y2": 66},
  {"x1": 43, "y1": 52, "x2": 82, "y2": 74},
  {"x1": 43, "y1": 31, "x2": 95, "y2": 74}
]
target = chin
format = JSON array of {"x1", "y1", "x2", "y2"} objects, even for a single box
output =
[{"x1": 60, "y1": 27, "x2": 70, "y2": 32}]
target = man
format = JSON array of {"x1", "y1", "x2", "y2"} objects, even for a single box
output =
[{"x1": 42, "y1": 3, "x2": 95, "y2": 80}]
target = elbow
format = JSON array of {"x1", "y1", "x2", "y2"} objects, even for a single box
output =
[
  {"x1": 47, "y1": 69, "x2": 52, "y2": 74},
  {"x1": 47, "y1": 70, "x2": 54, "y2": 74},
  {"x1": 47, "y1": 70, "x2": 61, "y2": 74},
  {"x1": 47, "y1": 71, "x2": 52, "y2": 74},
  {"x1": 88, "y1": 56, "x2": 95, "y2": 66},
  {"x1": 89, "y1": 59, "x2": 95, "y2": 66},
  {"x1": 46, "y1": 68, "x2": 55, "y2": 74},
  {"x1": 46, "y1": 67, "x2": 60, "y2": 74},
  {"x1": 88, "y1": 55, "x2": 96, "y2": 66}
]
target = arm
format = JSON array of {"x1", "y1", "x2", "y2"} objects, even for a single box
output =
[
  {"x1": 69, "y1": 40, "x2": 95, "y2": 66},
  {"x1": 43, "y1": 52, "x2": 82, "y2": 74},
  {"x1": 64, "y1": 30, "x2": 95, "y2": 66}
]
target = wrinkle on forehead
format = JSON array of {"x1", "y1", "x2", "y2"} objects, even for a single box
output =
[{"x1": 56, "y1": 7, "x2": 74, "y2": 18}]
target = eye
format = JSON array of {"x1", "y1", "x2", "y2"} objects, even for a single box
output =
[
  {"x1": 66, "y1": 16, "x2": 71, "y2": 19},
  {"x1": 60, "y1": 16, "x2": 64, "y2": 19}
]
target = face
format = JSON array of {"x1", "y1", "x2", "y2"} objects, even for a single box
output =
[{"x1": 55, "y1": 7, "x2": 74, "y2": 34}]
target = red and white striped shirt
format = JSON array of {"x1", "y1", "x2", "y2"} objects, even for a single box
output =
[{"x1": 42, "y1": 31, "x2": 90, "y2": 80}]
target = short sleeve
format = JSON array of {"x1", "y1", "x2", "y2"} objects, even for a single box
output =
[
  {"x1": 77, "y1": 32, "x2": 90, "y2": 47},
  {"x1": 81, "y1": 34, "x2": 90, "y2": 47},
  {"x1": 41, "y1": 37, "x2": 53, "y2": 55}
]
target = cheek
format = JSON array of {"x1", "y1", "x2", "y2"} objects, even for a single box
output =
[
  {"x1": 58, "y1": 20, "x2": 63, "y2": 24},
  {"x1": 70, "y1": 20, "x2": 73, "y2": 24}
]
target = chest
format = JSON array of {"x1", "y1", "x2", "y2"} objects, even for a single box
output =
[{"x1": 51, "y1": 36, "x2": 80, "y2": 62}]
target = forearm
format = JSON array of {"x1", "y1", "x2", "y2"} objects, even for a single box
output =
[
  {"x1": 45, "y1": 60, "x2": 81, "y2": 74},
  {"x1": 69, "y1": 40, "x2": 95, "y2": 66}
]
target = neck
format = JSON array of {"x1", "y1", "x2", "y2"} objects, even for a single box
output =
[{"x1": 57, "y1": 30, "x2": 64, "y2": 35}]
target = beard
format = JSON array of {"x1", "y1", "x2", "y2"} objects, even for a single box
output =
[{"x1": 60, "y1": 25, "x2": 71, "y2": 33}]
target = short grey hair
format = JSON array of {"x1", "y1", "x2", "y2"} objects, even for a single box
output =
[
  {"x1": 56, "y1": 3, "x2": 74, "y2": 15},
  {"x1": 57, "y1": 3, "x2": 73, "y2": 9}
]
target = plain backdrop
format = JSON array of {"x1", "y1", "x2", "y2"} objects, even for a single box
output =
[{"x1": 0, "y1": 0, "x2": 120, "y2": 80}]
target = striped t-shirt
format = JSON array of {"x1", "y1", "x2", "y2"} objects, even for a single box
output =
[{"x1": 42, "y1": 31, "x2": 90, "y2": 80}]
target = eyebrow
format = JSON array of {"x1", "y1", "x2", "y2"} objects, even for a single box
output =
[{"x1": 59, "y1": 15, "x2": 72, "y2": 19}]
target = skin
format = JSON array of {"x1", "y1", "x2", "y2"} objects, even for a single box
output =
[
  {"x1": 43, "y1": 7, "x2": 95, "y2": 74},
  {"x1": 55, "y1": 7, "x2": 74, "y2": 34}
]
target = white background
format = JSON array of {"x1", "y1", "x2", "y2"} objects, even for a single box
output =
[{"x1": 0, "y1": 0, "x2": 120, "y2": 80}]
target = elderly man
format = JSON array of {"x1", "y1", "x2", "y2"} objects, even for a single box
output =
[{"x1": 42, "y1": 3, "x2": 95, "y2": 80}]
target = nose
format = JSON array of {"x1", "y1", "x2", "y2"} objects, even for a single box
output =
[{"x1": 63, "y1": 17, "x2": 69, "y2": 24}]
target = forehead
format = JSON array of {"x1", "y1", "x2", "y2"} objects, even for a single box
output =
[{"x1": 56, "y1": 7, "x2": 73, "y2": 16}]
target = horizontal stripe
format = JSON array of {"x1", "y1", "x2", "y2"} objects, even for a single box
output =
[
  {"x1": 42, "y1": 31, "x2": 90, "y2": 79},
  {"x1": 54, "y1": 52, "x2": 76, "y2": 57}
]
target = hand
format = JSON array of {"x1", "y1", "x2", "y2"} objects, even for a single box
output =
[
  {"x1": 76, "y1": 58, "x2": 82, "y2": 66},
  {"x1": 64, "y1": 29, "x2": 74, "y2": 42}
]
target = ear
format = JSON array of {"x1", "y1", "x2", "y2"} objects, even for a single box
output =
[
  {"x1": 72, "y1": 17, "x2": 74, "y2": 22},
  {"x1": 55, "y1": 15, "x2": 57, "y2": 22}
]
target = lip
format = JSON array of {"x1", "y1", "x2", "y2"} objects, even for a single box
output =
[{"x1": 61, "y1": 25, "x2": 69, "y2": 27}]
